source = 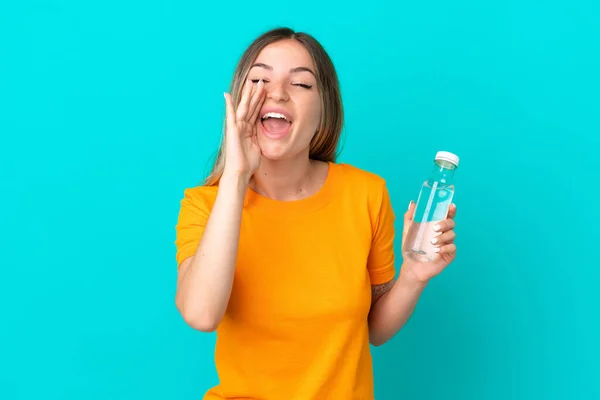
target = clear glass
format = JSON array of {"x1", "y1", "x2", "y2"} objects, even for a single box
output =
[{"x1": 403, "y1": 159, "x2": 457, "y2": 263}]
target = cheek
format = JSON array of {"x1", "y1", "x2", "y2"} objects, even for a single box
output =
[
  {"x1": 299, "y1": 97, "x2": 322, "y2": 133},
  {"x1": 311, "y1": 104, "x2": 322, "y2": 128}
]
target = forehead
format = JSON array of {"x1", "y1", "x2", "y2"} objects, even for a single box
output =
[{"x1": 254, "y1": 39, "x2": 315, "y2": 71}]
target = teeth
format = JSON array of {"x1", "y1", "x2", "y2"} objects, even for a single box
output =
[{"x1": 262, "y1": 112, "x2": 289, "y2": 121}]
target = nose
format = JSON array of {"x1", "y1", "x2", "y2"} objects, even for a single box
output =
[{"x1": 266, "y1": 80, "x2": 290, "y2": 102}]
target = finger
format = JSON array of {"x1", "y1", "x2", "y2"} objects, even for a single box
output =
[
  {"x1": 251, "y1": 124, "x2": 261, "y2": 146},
  {"x1": 434, "y1": 243, "x2": 456, "y2": 256},
  {"x1": 248, "y1": 80, "x2": 266, "y2": 123},
  {"x1": 433, "y1": 218, "x2": 455, "y2": 233},
  {"x1": 431, "y1": 230, "x2": 455, "y2": 246},
  {"x1": 224, "y1": 92, "x2": 235, "y2": 129},
  {"x1": 402, "y1": 201, "x2": 415, "y2": 240},
  {"x1": 236, "y1": 79, "x2": 254, "y2": 121},
  {"x1": 447, "y1": 203, "x2": 457, "y2": 219}
]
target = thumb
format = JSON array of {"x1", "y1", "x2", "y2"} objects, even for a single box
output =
[
  {"x1": 224, "y1": 92, "x2": 236, "y2": 129},
  {"x1": 402, "y1": 201, "x2": 415, "y2": 244}
]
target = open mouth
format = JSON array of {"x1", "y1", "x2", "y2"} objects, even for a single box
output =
[{"x1": 260, "y1": 111, "x2": 292, "y2": 138}]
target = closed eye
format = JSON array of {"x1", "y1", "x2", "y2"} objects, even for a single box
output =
[
  {"x1": 293, "y1": 83, "x2": 312, "y2": 89},
  {"x1": 251, "y1": 79, "x2": 312, "y2": 90}
]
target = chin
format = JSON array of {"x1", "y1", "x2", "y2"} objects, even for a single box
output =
[
  {"x1": 259, "y1": 143, "x2": 292, "y2": 161},
  {"x1": 257, "y1": 131, "x2": 292, "y2": 160},
  {"x1": 256, "y1": 124, "x2": 310, "y2": 162}
]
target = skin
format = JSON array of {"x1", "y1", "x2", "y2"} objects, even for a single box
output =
[
  {"x1": 175, "y1": 39, "x2": 458, "y2": 346},
  {"x1": 368, "y1": 202, "x2": 457, "y2": 346}
]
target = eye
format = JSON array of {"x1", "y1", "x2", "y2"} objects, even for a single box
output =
[
  {"x1": 251, "y1": 79, "x2": 269, "y2": 84},
  {"x1": 293, "y1": 83, "x2": 313, "y2": 89}
]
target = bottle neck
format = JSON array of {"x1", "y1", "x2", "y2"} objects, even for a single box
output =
[{"x1": 429, "y1": 160, "x2": 457, "y2": 186}]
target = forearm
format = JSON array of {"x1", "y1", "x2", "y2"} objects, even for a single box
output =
[
  {"x1": 368, "y1": 266, "x2": 428, "y2": 346},
  {"x1": 176, "y1": 173, "x2": 248, "y2": 330}
]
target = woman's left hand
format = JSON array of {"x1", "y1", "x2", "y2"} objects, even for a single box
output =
[{"x1": 401, "y1": 202, "x2": 457, "y2": 284}]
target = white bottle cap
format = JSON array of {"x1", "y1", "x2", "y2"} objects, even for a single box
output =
[{"x1": 435, "y1": 151, "x2": 459, "y2": 167}]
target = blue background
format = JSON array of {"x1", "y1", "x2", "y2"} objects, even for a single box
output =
[{"x1": 1, "y1": 0, "x2": 599, "y2": 399}]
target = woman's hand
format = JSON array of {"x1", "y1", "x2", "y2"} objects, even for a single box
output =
[
  {"x1": 401, "y1": 202, "x2": 458, "y2": 284},
  {"x1": 222, "y1": 79, "x2": 266, "y2": 181}
]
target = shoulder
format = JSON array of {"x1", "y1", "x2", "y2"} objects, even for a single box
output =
[
  {"x1": 333, "y1": 162, "x2": 397, "y2": 222},
  {"x1": 336, "y1": 162, "x2": 387, "y2": 188},
  {"x1": 178, "y1": 184, "x2": 219, "y2": 214},
  {"x1": 335, "y1": 162, "x2": 389, "y2": 204}
]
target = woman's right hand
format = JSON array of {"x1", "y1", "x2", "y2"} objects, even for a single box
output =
[{"x1": 222, "y1": 79, "x2": 266, "y2": 181}]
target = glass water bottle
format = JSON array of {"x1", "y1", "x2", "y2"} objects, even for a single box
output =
[{"x1": 403, "y1": 151, "x2": 459, "y2": 263}]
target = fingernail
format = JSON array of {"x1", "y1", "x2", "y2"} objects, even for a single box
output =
[
  {"x1": 433, "y1": 224, "x2": 441, "y2": 232},
  {"x1": 431, "y1": 238, "x2": 438, "y2": 245},
  {"x1": 408, "y1": 201, "x2": 413, "y2": 210},
  {"x1": 434, "y1": 247, "x2": 440, "y2": 253}
]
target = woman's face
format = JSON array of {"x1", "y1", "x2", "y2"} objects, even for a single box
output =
[{"x1": 246, "y1": 39, "x2": 322, "y2": 161}]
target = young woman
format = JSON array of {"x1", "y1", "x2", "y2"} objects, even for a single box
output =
[{"x1": 175, "y1": 27, "x2": 457, "y2": 400}]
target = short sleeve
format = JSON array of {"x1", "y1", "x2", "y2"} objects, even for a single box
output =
[
  {"x1": 174, "y1": 188, "x2": 212, "y2": 268},
  {"x1": 366, "y1": 182, "x2": 397, "y2": 285}
]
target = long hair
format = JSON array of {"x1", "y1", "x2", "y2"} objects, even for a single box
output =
[{"x1": 203, "y1": 27, "x2": 344, "y2": 186}]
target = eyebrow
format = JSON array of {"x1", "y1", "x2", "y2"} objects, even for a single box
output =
[{"x1": 250, "y1": 63, "x2": 316, "y2": 76}]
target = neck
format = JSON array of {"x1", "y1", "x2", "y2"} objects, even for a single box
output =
[{"x1": 250, "y1": 154, "x2": 320, "y2": 201}]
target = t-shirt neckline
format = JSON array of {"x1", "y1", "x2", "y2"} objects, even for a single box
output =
[{"x1": 244, "y1": 161, "x2": 342, "y2": 215}]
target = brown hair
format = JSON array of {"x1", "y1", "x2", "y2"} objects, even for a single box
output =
[{"x1": 203, "y1": 27, "x2": 344, "y2": 186}]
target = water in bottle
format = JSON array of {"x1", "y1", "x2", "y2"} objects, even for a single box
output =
[{"x1": 403, "y1": 151, "x2": 459, "y2": 263}]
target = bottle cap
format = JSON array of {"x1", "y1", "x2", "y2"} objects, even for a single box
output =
[{"x1": 435, "y1": 151, "x2": 459, "y2": 167}]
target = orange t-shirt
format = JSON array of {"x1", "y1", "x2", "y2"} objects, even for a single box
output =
[{"x1": 175, "y1": 162, "x2": 397, "y2": 400}]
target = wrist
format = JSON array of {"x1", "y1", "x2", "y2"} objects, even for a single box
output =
[
  {"x1": 399, "y1": 263, "x2": 429, "y2": 290},
  {"x1": 220, "y1": 170, "x2": 251, "y2": 187},
  {"x1": 218, "y1": 171, "x2": 251, "y2": 195}
]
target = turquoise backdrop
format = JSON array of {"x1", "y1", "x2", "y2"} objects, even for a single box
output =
[{"x1": 1, "y1": 0, "x2": 598, "y2": 399}]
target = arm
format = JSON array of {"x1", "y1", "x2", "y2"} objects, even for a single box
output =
[
  {"x1": 369, "y1": 182, "x2": 456, "y2": 346},
  {"x1": 367, "y1": 200, "x2": 458, "y2": 346},
  {"x1": 366, "y1": 182, "x2": 425, "y2": 346},
  {"x1": 175, "y1": 174, "x2": 248, "y2": 332},
  {"x1": 175, "y1": 82, "x2": 266, "y2": 332},
  {"x1": 368, "y1": 267, "x2": 427, "y2": 346}
]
